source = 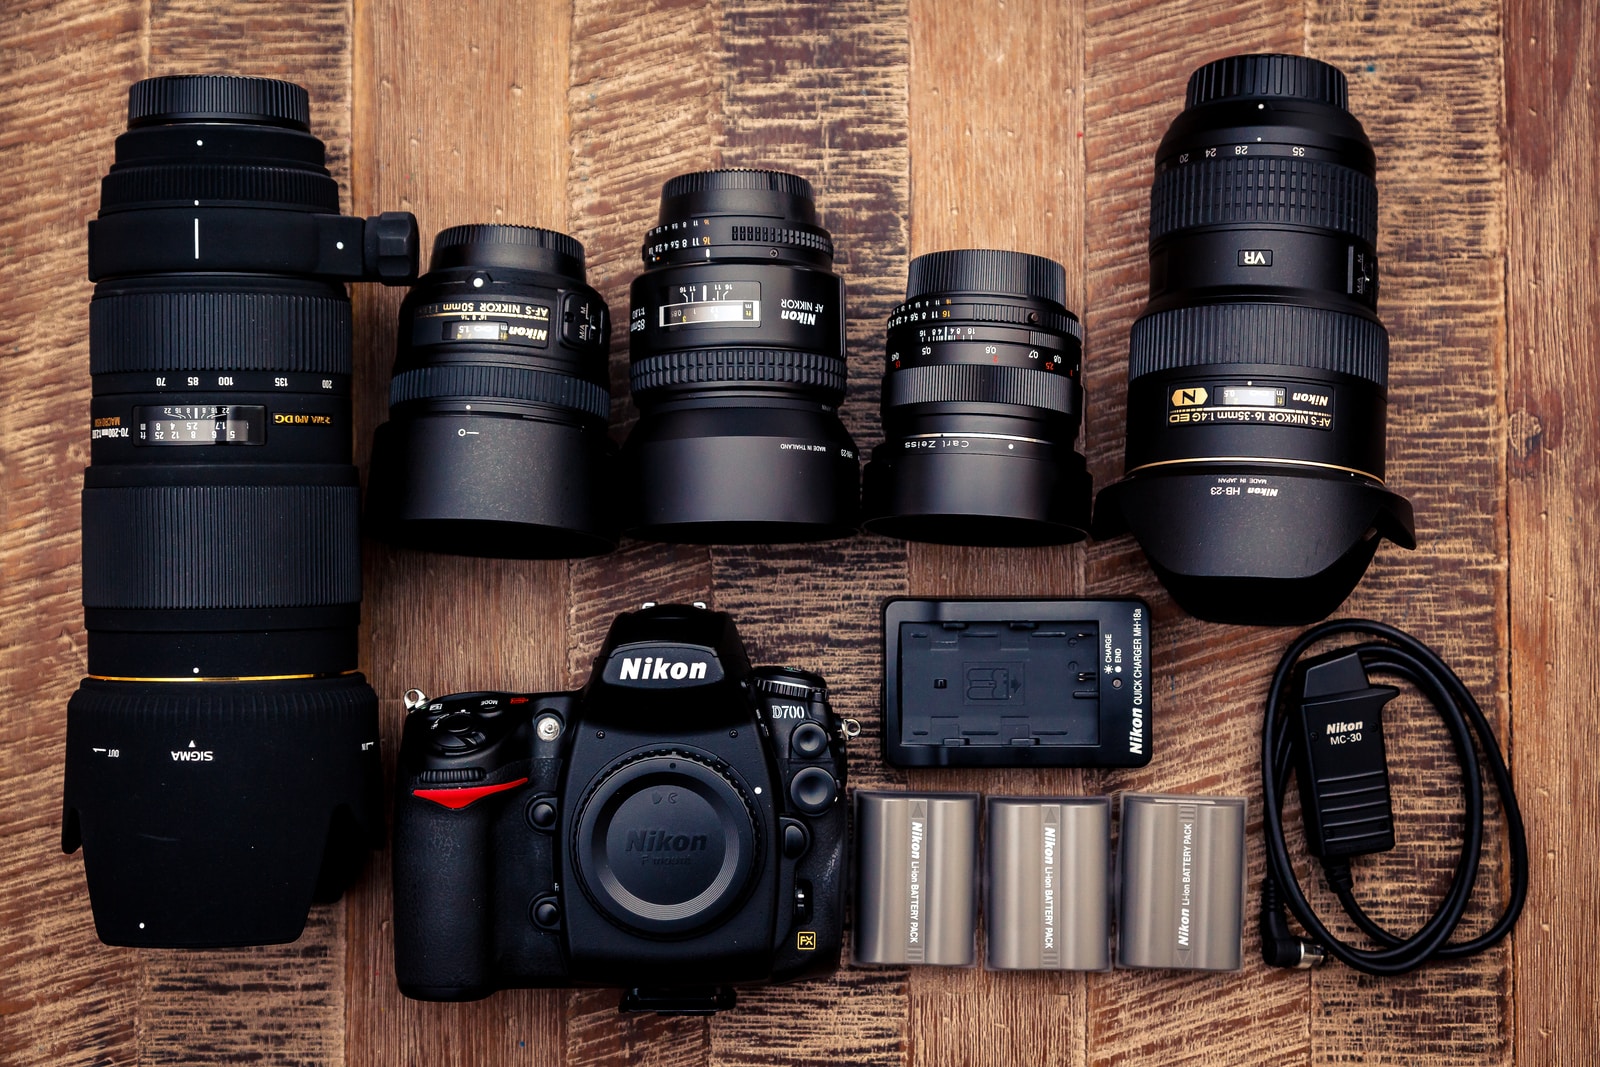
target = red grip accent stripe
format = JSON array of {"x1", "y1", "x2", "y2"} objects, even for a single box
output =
[{"x1": 413, "y1": 777, "x2": 529, "y2": 810}]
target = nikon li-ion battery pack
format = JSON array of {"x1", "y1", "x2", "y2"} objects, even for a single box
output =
[{"x1": 881, "y1": 598, "x2": 1152, "y2": 768}]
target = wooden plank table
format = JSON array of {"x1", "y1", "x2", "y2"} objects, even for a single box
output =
[{"x1": 2, "y1": 0, "x2": 1594, "y2": 1063}]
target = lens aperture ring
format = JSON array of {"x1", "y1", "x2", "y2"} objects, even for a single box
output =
[
  {"x1": 99, "y1": 164, "x2": 339, "y2": 213},
  {"x1": 631, "y1": 348, "x2": 847, "y2": 399},
  {"x1": 388, "y1": 364, "x2": 610, "y2": 421},
  {"x1": 886, "y1": 363, "x2": 1080, "y2": 418},
  {"x1": 90, "y1": 289, "x2": 351, "y2": 375},
  {"x1": 643, "y1": 220, "x2": 834, "y2": 264},
  {"x1": 82, "y1": 484, "x2": 361, "y2": 609},
  {"x1": 1150, "y1": 157, "x2": 1376, "y2": 246},
  {"x1": 1129, "y1": 302, "x2": 1387, "y2": 386}
]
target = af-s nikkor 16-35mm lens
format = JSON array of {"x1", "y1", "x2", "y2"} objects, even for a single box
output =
[
  {"x1": 622, "y1": 169, "x2": 858, "y2": 542},
  {"x1": 1093, "y1": 54, "x2": 1414, "y2": 624},
  {"x1": 367, "y1": 224, "x2": 615, "y2": 557},
  {"x1": 861, "y1": 249, "x2": 1091, "y2": 545},
  {"x1": 65, "y1": 75, "x2": 418, "y2": 947}
]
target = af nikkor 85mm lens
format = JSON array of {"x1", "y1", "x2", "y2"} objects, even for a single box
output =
[
  {"x1": 622, "y1": 169, "x2": 858, "y2": 543},
  {"x1": 65, "y1": 75, "x2": 418, "y2": 948},
  {"x1": 861, "y1": 249, "x2": 1091, "y2": 545},
  {"x1": 1093, "y1": 54, "x2": 1414, "y2": 624}
]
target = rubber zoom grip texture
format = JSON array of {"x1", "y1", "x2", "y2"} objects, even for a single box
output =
[
  {"x1": 886, "y1": 363, "x2": 1080, "y2": 417},
  {"x1": 630, "y1": 348, "x2": 847, "y2": 398},
  {"x1": 389, "y1": 365, "x2": 610, "y2": 420},
  {"x1": 1128, "y1": 303, "x2": 1388, "y2": 387},
  {"x1": 90, "y1": 289, "x2": 352, "y2": 375},
  {"x1": 1149, "y1": 157, "x2": 1377, "y2": 246},
  {"x1": 82, "y1": 484, "x2": 361, "y2": 608}
]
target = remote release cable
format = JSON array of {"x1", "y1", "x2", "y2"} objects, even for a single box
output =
[{"x1": 1260, "y1": 619, "x2": 1528, "y2": 976}]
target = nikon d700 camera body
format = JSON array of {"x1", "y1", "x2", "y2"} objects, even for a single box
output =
[{"x1": 393, "y1": 604, "x2": 850, "y2": 1012}]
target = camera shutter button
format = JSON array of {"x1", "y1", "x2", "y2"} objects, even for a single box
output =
[
  {"x1": 789, "y1": 766, "x2": 837, "y2": 815},
  {"x1": 790, "y1": 721, "x2": 829, "y2": 759}
]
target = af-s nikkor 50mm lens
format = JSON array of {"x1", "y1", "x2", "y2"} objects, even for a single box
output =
[
  {"x1": 862, "y1": 249, "x2": 1091, "y2": 545},
  {"x1": 622, "y1": 169, "x2": 858, "y2": 542},
  {"x1": 65, "y1": 75, "x2": 418, "y2": 947},
  {"x1": 367, "y1": 224, "x2": 615, "y2": 558},
  {"x1": 1093, "y1": 54, "x2": 1414, "y2": 623}
]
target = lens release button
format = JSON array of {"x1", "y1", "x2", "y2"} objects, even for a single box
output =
[{"x1": 789, "y1": 767, "x2": 837, "y2": 815}]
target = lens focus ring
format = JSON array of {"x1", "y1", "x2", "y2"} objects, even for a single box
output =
[
  {"x1": 630, "y1": 348, "x2": 847, "y2": 398},
  {"x1": 82, "y1": 484, "x2": 361, "y2": 609},
  {"x1": 388, "y1": 364, "x2": 610, "y2": 421},
  {"x1": 1150, "y1": 157, "x2": 1377, "y2": 246},
  {"x1": 90, "y1": 289, "x2": 351, "y2": 375},
  {"x1": 886, "y1": 363, "x2": 1079, "y2": 417},
  {"x1": 1128, "y1": 302, "x2": 1387, "y2": 386}
]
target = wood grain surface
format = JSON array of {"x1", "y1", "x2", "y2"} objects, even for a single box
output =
[{"x1": 0, "y1": 0, "x2": 1594, "y2": 1064}]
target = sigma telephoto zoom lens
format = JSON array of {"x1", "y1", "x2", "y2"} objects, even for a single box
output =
[
  {"x1": 622, "y1": 169, "x2": 858, "y2": 542},
  {"x1": 1092, "y1": 54, "x2": 1414, "y2": 624},
  {"x1": 861, "y1": 249, "x2": 1091, "y2": 545},
  {"x1": 367, "y1": 224, "x2": 615, "y2": 557},
  {"x1": 65, "y1": 75, "x2": 418, "y2": 947}
]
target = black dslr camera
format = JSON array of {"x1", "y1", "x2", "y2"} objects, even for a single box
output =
[{"x1": 392, "y1": 604, "x2": 853, "y2": 1012}]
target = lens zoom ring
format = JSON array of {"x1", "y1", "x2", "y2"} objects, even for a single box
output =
[
  {"x1": 82, "y1": 484, "x2": 361, "y2": 609},
  {"x1": 100, "y1": 165, "x2": 340, "y2": 211},
  {"x1": 1129, "y1": 303, "x2": 1388, "y2": 386},
  {"x1": 631, "y1": 349, "x2": 847, "y2": 397},
  {"x1": 1150, "y1": 157, "x2": 1376, "y2": 245},
  {"x1": 389, "y1": 365, "x2": 610, "y2": 420},
  {"x1": 90, "y1": 290, "x2": 351, "y2": 375},
  {"x1": 887, "y1": 363, "x2": 1079, "y2": 416}
]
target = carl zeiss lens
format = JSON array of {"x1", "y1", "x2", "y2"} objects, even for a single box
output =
[
  {"x1": 622, "y1": 169, "x2": 858, "y2": 542},
  {"x1": 861, "y1": 249, "x2": 1091, "y2": 545},
  {"x1": 1092, "y1": 54, "x2": 1415, "y2": 624},
  {"x1": 65, "y1": 75, "x2": 418, "y2": 947},
  {"x1": 367, "y1": 225, "x2": 615, "y2": 558}
]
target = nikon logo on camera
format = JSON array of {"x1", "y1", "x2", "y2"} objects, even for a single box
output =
[
  {"x1": 625, "y1": 829, "x2": 708, "y2": 853},
  {"x1": 602, "y1": 646, "x2": 723, "y2": 687}
]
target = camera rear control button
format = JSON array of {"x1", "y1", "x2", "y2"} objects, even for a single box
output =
[
  {"x1": 780, "y1": 818, "x2": 810, "y2": 859},
  {"x1": 531, "y1": 896, "x2": 560, "y2": 929},
  {"x1": 527, "y1": 796, "x2": 558, "y2": 832},
  {"x1": 790, "y1": 721, "x2": 829, "y2": 759},
  {"x1": 789, "y1": 767, "x2": 837, "y2": 815}
]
